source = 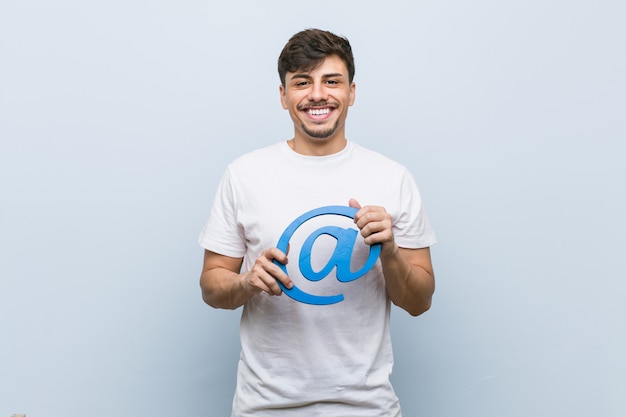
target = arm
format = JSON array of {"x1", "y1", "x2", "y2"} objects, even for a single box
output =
[
  {"x1": 350, "y1": 199, "x2": 435, "y2": 316},
  {"x1": 379, "y1": 246, "x2": 434, "y2": 316},
  {"x1": 200, "y1": 248, "x2": 294, "y2": 310}
]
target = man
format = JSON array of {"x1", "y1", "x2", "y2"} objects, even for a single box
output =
[{"x1": 199, "y1": 28, "x2": 436, "y2": 416}]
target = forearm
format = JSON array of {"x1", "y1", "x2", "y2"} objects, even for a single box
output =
[
  {"x1": 200, "y1": 251, "x2": 254, "y2": 310},
  {"x1": 380, "y1": 245, "x2": 435, "y2": 316},
  {"x1": 201, "y1": 267, "x2": 253, "y2": 310},
  {"x1": 200, "y1": 249, "x2": 292, "y2": 309}
]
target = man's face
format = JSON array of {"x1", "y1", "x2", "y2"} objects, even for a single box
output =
[{"x1": 280, "y1": 55, "x2": 355, "y2": 144}]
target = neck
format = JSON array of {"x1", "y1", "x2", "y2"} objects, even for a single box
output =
[
  {"x1": 289, "y1": 126, "x2": 348, "y2": 156},
  {"x1": 288, "y1": 137, "x2": 347, "y2": 156}
]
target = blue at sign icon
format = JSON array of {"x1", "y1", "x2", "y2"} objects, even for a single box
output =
[{"x1": 273, "y1": 206, "x2": 382, "y2": 305}]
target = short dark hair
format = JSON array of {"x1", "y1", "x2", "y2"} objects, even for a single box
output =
[{"x1": 278, "y1": 29, "x2": 355, "y2": 86}]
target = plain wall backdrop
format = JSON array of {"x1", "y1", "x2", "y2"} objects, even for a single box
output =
[{"x1": 1, "y1": 1, "x2": 624, "y2": 416}]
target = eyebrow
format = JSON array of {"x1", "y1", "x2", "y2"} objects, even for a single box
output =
[{"x1": 289, "y1": 72, "x2": 345, "y2": 81}]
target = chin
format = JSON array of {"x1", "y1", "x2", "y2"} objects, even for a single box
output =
[{"x1": 302, "y1": 123, "x2": 339, "y2": 140}]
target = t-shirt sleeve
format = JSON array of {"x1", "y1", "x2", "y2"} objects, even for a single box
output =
[
  {"x1": 393, "y1": 169, "x2": 437, "y2": 249},
  {"x1": 198, "y1": 168, "x2": 247, "y2": 258}
]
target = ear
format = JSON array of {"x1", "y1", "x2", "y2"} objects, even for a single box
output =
[
  {"x1": 349, "y1": 82, "x2": 356, "y2": 106},
  {"x1": 279, "y1": 84, "x2": 288, "y2": 109}
]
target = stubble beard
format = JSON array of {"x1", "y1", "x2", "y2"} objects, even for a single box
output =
[{"x1": 301, "y1": 120, "x2": 340, "y2": 140}]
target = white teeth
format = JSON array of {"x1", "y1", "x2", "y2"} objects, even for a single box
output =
[{"x1": 308, "y1": 108, "x2": 330, "y2": 116}]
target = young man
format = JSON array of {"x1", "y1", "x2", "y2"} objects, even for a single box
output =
[{"x1": 199, "y1": 29, "x2": 436, "y2": 416}]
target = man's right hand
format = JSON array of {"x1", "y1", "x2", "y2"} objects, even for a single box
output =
[
  {"x1": 200, "y1": 248, "x2": 293, "y2": 309},
  {"x1": 244, "y1": 247, "x2": 293, "y2": 296}
]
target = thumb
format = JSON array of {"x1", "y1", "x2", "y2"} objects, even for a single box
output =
[{"x1": 348, "y1": 198, "x2": 362, "y2": 209}]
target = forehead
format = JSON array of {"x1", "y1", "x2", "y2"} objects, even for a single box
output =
[{"x1": 286, "y1": 55, "x2": 349, "y2": 79}]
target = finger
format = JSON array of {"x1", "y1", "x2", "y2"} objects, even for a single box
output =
[
  {"x1": 360, "y1": 220, "x2": 386, "y2": 238},
  {"x1": 260, "y1": 254, "x2": 294, "y2": 292},
  {"x1": 254, "y1": 248, "x2": 294, "y2": 296},
  {"x1": 246, "y1": 270, "x2": 273, "y2": 294},
  {"x1": 348, "y1": 198, "x2": 362, "y2": 210},
  {"x1": 263, "y1": 272, "x2": 286, "y2": 295},
  {"x1": 265, "y1": 247, "x2": 289, "y2": 265},
  {"x1": 250, "y1": 266, "x2": 285, "y2": 296},
  {"x1": 349, "y1": 198, "x2": 368, "y2": 226},
  {"x1": 353, "y1": 208, "x2": 379, "y2": 230},
  {"x1": 266, "y1": 261, "x2": 293, "y2": 291}
]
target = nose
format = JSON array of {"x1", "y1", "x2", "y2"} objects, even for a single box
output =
[{"x1": 307, "y1": 81, "x2": 327, "y2": 103}]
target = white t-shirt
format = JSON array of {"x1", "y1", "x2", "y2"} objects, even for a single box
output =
[{"x1": 199, "y1": 141, "x2": 436, "y2": 417}]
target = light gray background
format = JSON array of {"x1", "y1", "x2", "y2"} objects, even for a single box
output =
[{"x1": 1, "y1": 1, "x2": 624, "y2": 416}]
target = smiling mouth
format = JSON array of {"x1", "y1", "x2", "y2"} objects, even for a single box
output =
[
  {"x1": 298, "y1": 101, "x2": 337, "y2": 118},
  {"x1": 307, "y1": 108, "x2": 331, "y2": 116}
]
